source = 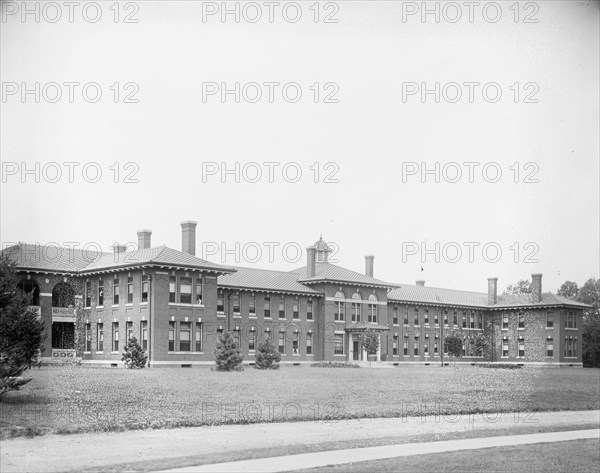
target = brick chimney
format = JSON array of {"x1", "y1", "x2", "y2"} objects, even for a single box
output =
[
  {"x1": 416, "y1": 280, "x2": 425, "y2": 286},
  {"x1": 137, "y1": 229, "x2": 152, "y2": 250},
  {"x1": 181, "y1": 221, "x2": 197, "y2": 256},
  {"x1": 531, "y1": 273, "x2": 542, "y2": 303},
  {"x1": 365, "y1": 255, "x2": 374, "y2": 278},
  {"x1": 307, "y1": 247, "x2": 316, "y2": 278},
  {"x1": 487, "y1": 277, "x2": 498, "y2": 305}
]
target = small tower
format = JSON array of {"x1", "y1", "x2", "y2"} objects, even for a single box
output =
[{"x1": 312, "y1": 236, "x2": 332, "y2": 263}]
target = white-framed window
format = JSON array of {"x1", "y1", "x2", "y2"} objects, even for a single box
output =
[
  {"x1": 141, "y1": 321, "x2": 148, "y2": 350},
  {"x1": 179, "y1": 277, "x2": 192, "y2": 304},
  {"x1": 293, "y1": 301, "x2": 299, "y2": 319},
  {"x1": 85, "y1": 281, "x2": 92, "y2": 308},
  {"x1": 351, "y1": 292, "x2": 361, "y2": 322},
  {"x1": 248, "y1": 328, "x2": 256, "y2": 352},
  {"x1": 232, "y1": 293, "x2": 240, "y2": 315},
  {"x1": 502, "y1": 337, "x2": 509, "y2": 357},
  {"x1": 141, "y1": 275, "x2": 149, "y2": 303},
  {"x1": 249, "y1": 294, "x2": 256, "y2": 316},
  {"x1": 392, "y1": 305, "x2": 398, "y2": 325},
  {"x1": 546, "y1": 311, "x2": 554, "y2": 328},
  {"x1": 546, "y1": 337, "x2": 553, "y2": 357},
  {"x1": 279, "y1": 296, "x2": 286, "y2": 319},
  {"x1": 112, "y1": 322, "x2": 119, "y2": 351},
  {"x1": 264, "y1": 295, "x2": 271, "y2": 318},
  {"x1": 518, "y1": 312, "x2": 525, "y2": 329},
  {"x1": 126, "y1": 321, "x2": 133, "y2": 340},
  {"x1": 217, "y1": 293, "x2": 224, "y2": 313},
  {"x1": 502, "y1": 314, "x2": 509, "y2": 330},
  {"x1": 195, "y1": 322, "x2": 202, "y2": 352},
  {"x1": 113, "y1": 277, "x2": 120, "y2": 305},
  {"x1": 278, "y1": 331, "x2": 286, "y2": 354},
  {"x1": 292, "y1": 331, "x2": 299, "y2": 354},
  {"x1": 97, "y1": 323, "x2": 104, "y2": 352},
  {"x1": 306, "y1": 332, "x2": 313, "y2": 354},
  {"x1": 307, "y1": 298, "x2": 313, "y2": 320},
  {"x1": 98, "y1": 279, "x2": 104, "y2": 306},
  {"x1": 169, "y1": 276, "x2": 176, "y2": 303},
  {"x1": 368, "y1": 294, "x2": 377, "y2": 323},
  {"x1": 403, "y1": 335, "x2": 408, "y2": 355},
  {"x1": 127, "y1": 276, "x2": 134, "y2": 304},
  {"x1": 416, "y1": 307, "x2": 421, "y2": 326},
  {"x1": 518, "y1": 336, "x2": 525, "y2": 357},
  {"x1": 85, "y1": 323, "x2": 92, "y2": 352},
  {"x1": 168, "y1": 321, "x2": 175, "y2": 351},
  {"x1": 334, "y1": 333, "x2": 344, "y2": 355},
  {"x1": 393, "y1": 335, "x2": 398, "y2": 356},
  {"x1": 195, "y1": 277, "x2": 203, "y2": 305},
  {"x1": 334, "y1": 291, "x2": 345, "y2": 321},
  {"x1": 179, "y1": 322, "x2": 191, "y2": 351}
]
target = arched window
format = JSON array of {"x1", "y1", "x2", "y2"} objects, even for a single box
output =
[
  {"x1": 52, "y1": 281, "x2": 75, "y2": 308},
  {"x1": 368, "y1": 294, "x2": 378, "y2": 323},
  {"x1": 17, "y1": 279, "x2": 40, "y2": 306},
  {"x1": 334, "y1": 291, "x2": 345, "y2": 321},
  {"x1": 351, "y1": 292, "x2": 361, "y2": 322}
]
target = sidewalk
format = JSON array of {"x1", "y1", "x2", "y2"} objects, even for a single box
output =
[{"x1": 1, "y1": 410, "x2": 599, "y2": 473}]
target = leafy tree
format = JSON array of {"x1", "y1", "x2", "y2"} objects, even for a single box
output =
[
  {"x1": 213, "y1": 331, "x2": 244, "y2": 371},
  {"x1": 121, "y1": 336, "x2": 147, "y2": 369},
  {"x1": 468, "y1": 332, "x2": 488, "y2": 357},
  {"x1": 254, "y1": 338, "x2": 281, "y2": 370},
  {"x1": 0, "y1": 255, "x2": 45, "y2": 397},
  {"x1": 361, "y1": 328, "x2": 379, "y2": 364},
  {"x1": 577, "y1": 278, "x2": 600, "y2": 367},
  {"x1": 557, "y1": 281, "x2": 579, "y2": 299},
  {"x1": 444, "y1": 330, "x2": 463, "y2": 364},
  {"x1": 503, "y1": 279, "x2": 531, "y2": 295}
]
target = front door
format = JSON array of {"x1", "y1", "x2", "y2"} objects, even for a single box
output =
[{"x1": 352, "y1": 335, "x2": 360, "y2": 360}]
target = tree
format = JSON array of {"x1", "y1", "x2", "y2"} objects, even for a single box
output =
[
  {"x1": 213, "y1": 331, "x2": 244, "y2": 371},
  {"x1": 503, "y1": 279, "x2": 531, "y2": 295},
  {"x1": 121, "y1": 336, "x2": 147, "y2": 369},
  {"x1": 361, "y1": 328, "x2": 379, "y2": 365},
  {"x1": 577, "y1": 278, "x2": 600, "y2": 367},
  {"x1": 444, "y1": 330, "x2": 463, "y2": 366},
  {"x1": 0, "y1": 255, "x2": 45, "y2": 397},
  {"x1": 254, "y1": 338, "x2": 281, "y2": 370},
  {"x1": 557, "y1": 281, "x2": 579, "y2": 299},
  {"x1": 468, "y1": 332, "x2": 488, "y2": 357}
]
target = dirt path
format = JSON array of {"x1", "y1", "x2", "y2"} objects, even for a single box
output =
[{"x1": 1, "y1": 410, "x2": 599, "y2": 473}]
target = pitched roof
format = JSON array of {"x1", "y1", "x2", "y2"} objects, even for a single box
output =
[
  {"x1": 345, "y1": 321, "x2": 390, "y2": 331},
  {"x1": 291, "y1": 263, "x2": 399, "y2": 289},
  {"x1": 491, "y1": 293, "x2": 591, "y2": 309},
  {"x1": 311, "y1": 237, "x2": 332, "y2": 252},
  {"x1": 2, "y1": 243, "x2": 235, "y2": 275},
  {"x1": 217, "y1": 266, "x2": 321, "y2": 295}
]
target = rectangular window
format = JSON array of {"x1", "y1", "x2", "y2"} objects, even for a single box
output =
[
  {"x1": 85, "y1": 323, "x2": 92, "y2": 351},
  {"x1": 414, "y1": 337, "x2": 419, "y2": 356},
  {"x1": 368, "y1": 303, "x2": 377, "y2": 323},
  {"x1": 98, "y1": 279, "x2": 104, "y2": 306},
  {"x1": 335, "y1": 300, "x2": 345, "y2": 321},
  {"x1": 292, "y1": 332, "x2": 299, "y2": 354},
  {"x1": 574, "y1": 337, "x2": 578, "y2": 357},
  {"x1": 518, "y1": 312, "x2": 525, "y2": 329},
  {"x1": 168, "y1": 321, "x2": 175, "y2": 351},
  {"x1": 85, "y1": 281, "x2": 92, "y2": 308},
  {"x1": 169, "y1": 276, "x2": 176, "y2": 303},
  {"x1": 392, "y1": 306, "x2": 398, "y2": 325},
  {"x1": 334, "y1": 333, "x2": 344, "y2": 355},
  {"x1": 279, "y1": 297, "x2": 286, "y2": 318},
  {"x1": 453, "y1": 310, "x2": 458, "y2": 326},
  {"x1": 127, "y1": 276, "x2": 133, "y2": 303},
  {"x1": 352, "y1": 302, "x2": 361, "y2": 322},
  {"x1": 126, "y1": 321, "x2": 133, "y2": 340},
  {"x1": 141, "y1": 321, "x2": 148, "y2": 350},
  {"x1": 423, "y1": 308, "x2": 429, "y2": 325},
  {"x1": 233, "y1": 329, "x2": 241, "y2": 348},
  {"x1": 443, "y1": 310, "x2": 448, "y2": 326},
  {"x1": 546, "y1": 337, "x2": 553, "y2": 357},
  {"x1": 217, "y1": 294, "x2": 224, "y2": 313},
  {"x1": 518, "y1": 337, "x2": 525, "y2": 357},
  {"x1": 403, "y1": 336, "x2": 408, "y2": 355},
  {"x1": 195, "y1": 277, "x2": 203, "y2": 305},
  {"x1": 393, "y1": 335, "x2": 399, "y2": 356},
  {"x1": 424, "y1": 336, "x2": 429, "y2": 355},
  {"x1": 179, "y1": 322, "x2": 191, "y2": 351},
  {"x1": 97, "y1": 323, "x2": 104, "y2": 352},
  {"x1": 232, "y1": 293, "x2": 240, "y2": 315},
  {"x1": 434, "y1": 342, "x2": 438, "y2": 355},
  {"x1": 141, "y1": 275, "x2": 149, "y2": 303},
  {"x1": 502, "y1": 337, "x2": 509, "y2": 357},
  {"x1": 502, "y1": 315, "x2": 509, "y2": 330},
  {"x1": 264, "y1": 295, "x2": 271, "y2": 318},
  {"x1": 307, "y1": 332, "x2": 313, "y2": 354},
  {"x1": 403, "y1": 309, "x2": 409, "y2": 325},
  {"x1": 546, "y1": 312, "x2": 553, "y2": 328},
  {"x1": 179, "y1": 277, "x2": 192, "y2": 304},
  {"x1": 112, "y1": 322, "x2": 119, "y2": 352},
  {"x1": 195, "y1": 322, "x2": 202, "y2": 352},
  {"x1": 248, "y1": 329, "x2": 255, "y2": 352},
  {"x1": 434, "y1": 311, "x2": 439, "y2": 326},
  {"x1": 113, "y1": 277, "x2": 119, "y2": 305},
  {"x1": 307, "y1": 298, "x2": 313, "y2": 320},
  {"x1": 462, "y1": 311, "x2": 467, "y2": 328},
  {"x1": 415, "y1": 308, "x2": 420, "y2": 326},
  {"x1": 278, "y1": 331, "x2": 285, "y2": 354},
  {"x1": 564, "y1": 337, "x2": 568, "y2": 357},
  {"x1": 477, "y1": 312, "x2": 483, "y2": 329},
  {"x1": 469, "y1": 313, "x2": 475, "y2": 329},
  {"x1": 249, "y1": 294, "x2": 256, "y2": 316},
  {"x1": 293, "y1": 302, "x2": 299, "y2": 319}
]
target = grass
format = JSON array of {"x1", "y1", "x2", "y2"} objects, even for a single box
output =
[
  {"x1": 0, "y1": 365, "x2": 598, "y2": 439},
  {"x1": 291, "y1": 439, "x2": 600, "y2": 473}
]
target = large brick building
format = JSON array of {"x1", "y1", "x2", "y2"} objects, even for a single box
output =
[{"x1": 2, "y1": 221, "x2": 589, "y2": 367}]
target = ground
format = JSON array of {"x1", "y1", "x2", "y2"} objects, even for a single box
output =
[{"x1": 0, "y1": 364, "x2": 598, "y2": 439}]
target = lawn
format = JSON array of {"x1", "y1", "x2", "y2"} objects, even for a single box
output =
[{"x1": 0, "y1": 365, "x2": 598, "y2": 439}]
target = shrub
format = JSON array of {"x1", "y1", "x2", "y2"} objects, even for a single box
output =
[
  {"x1": 121, "y1": 336, "x2": 147, "y2": 369},
  {"x1": 444, "y1": 330, "x2": 463, "y2": 361},
  {"x1": 311, "y1": 361, "x2": 360, "y2": 368},
  {"x1": 213, "y1": 331, "x2": 244, "y2": 371},
  {"x1": 254, "y1": 338, "x2": 281, "y2": 370},
  {"x1": 361, "y1": 328, "x2": 379, "y2": 357},
  {"x1": 479, "y1": 363, "x2": 522, "y2": 370}
]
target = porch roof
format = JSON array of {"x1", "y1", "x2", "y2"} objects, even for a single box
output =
[{"x1": 345, "y1": 321, "x2": 390, "y2": 332}]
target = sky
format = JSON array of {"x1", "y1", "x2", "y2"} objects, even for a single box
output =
[{"x1": 1, "y1": 0, "x2": 599, "y2": 294}]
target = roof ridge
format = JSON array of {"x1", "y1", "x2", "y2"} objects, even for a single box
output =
[
  {"x1": 147, "y1": 245, "x2": 168, "y2": 263},
  {"x1": 396, "y1": 285, "x2": 487, "y2": 296}
]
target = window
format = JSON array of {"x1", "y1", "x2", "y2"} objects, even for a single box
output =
[
  {"x1": 434, "y1": 311, "x2": 439, "y2": 326},
  {"x1": 502, "y1": 337, "x2": 509, "y2": 357},
  {"x1": 443, "y1": 310, "x2": 448, "y2": 326},
  {"x1": 292, "y1": 332, "x2": 299, "y2": 354},
  {"x1": 98, "y1": 279, "x2": 104, "y2": 306},
  {"x1": 368, "y1": 294, "x2": 377, "y2": 323},
  {"x1": 278, "y1": 331, "x2": 285, "y2": 354},
  {"x1": 546, "y1": 337, "x2": 553, "y2": 357},
  {"x1": 415, "y1": 307, "x2": 421, "y2": 326},
  {"x1": 334, "y1": 292, "x2": 345, "y2": 321},
  {"x1": 179, "y1": 322, "x2": 191, "y2": 351},
  {"x1": 469, "y1": 312, "x2": 475, "y2": 329},
  {"x1": 423, "y1": 308, "x2": 428, "y2": 325},
  {"x1": 85, "y1": 323, "x2": 92, "y2": 351},
  {"x1": 126, "y1": 321, "x2": 133, "y2": 340},
  {"x1": 279, "y1": 297, "x2": 286, "y2": 318},
  {"x1": 97, "y1": 323, "x2": 104, "y2": 352},
  {"x1": 393, "y1": 335, "x2": 398, "y2": 356},
  {"x1": 85, "y1": 281, "x2": 91, "y2": 308},
  {"x1": 434, "y1": 342, "x2": 438, "y2": 355},
  {"x1": 141, "y1": 275, "x2": 149, "y2": 303},
  {"x1": 414, "y1": 336, "x2": 419, "y2": 356},
  {"x1": 403, "y1": 336, "x2": 408, "y2": 355},
  {"x1": 334, "y1": 333, "x2": 344, "y2": 355},
  {"x1": 307, "y1": 332, "x2": 313, "y2": 354},
  {"x1": 462, "y1": 311, "x2": 467, "y2": 328},
  {"x1": 195, "y1": 322, "x2": 202, "y2": 352},
  {"x1": 248, "y1": 328, "x2": 256, "y2": 352},
  {"x1": 518, "y1": 312, "x2": 525, "y2": 329},
  {"x1": 293, "y1": 302, "x2": 299, "y2": 319},
  {"x1": 141, "y1": 321, "x2": 148, "y2": 350},
  {"x1": 453, "y1": 310, "x2": 458, "y2": 326},
  {"x1": 264, "y1": 295, "x2": 271, "y2": 318},
  {"x1": 307, "y1": 298, "x2": 313, "y2": 320},
  {"x1": 168, "y1": 321, "x2": 175, "y2": 351},
  {"x1": 574, "y1": 337, "x2": 578, "y2": 357},
  {"x1": 195, "y1": 277, "x2": 203, "y2": 304},
  {"x1": 113, "y1": 277, "x2": 119, "y2": 305},
  {"x1": 424, "y1": 336, "x2": 429, "y2": 355},
  {"x1": 217, "y1": 293, "x2": 224, "y2": 313},
  {"x1": 351, "y1": 292, "x2": 361, "y2": 322},
  {"x1": 179, "y1": 277, "x2": 192, "y2": 304},
  {"x1": 566, "y1": 311, "x2": 576, "y2": 329},
  {"x1": 477, "y1": 312, "x2": 483, "y2": 329},
  {"x1": 233, "y1": 329, "x2": 241, "y2": 348},
  {"x1": 232, "y1": 293, "x2": 240, "y2": 315},
  {"x1": 169, "y1": 276, "x2": 176, "y2": 303},
  {"x1": 546, "y1": 312, "x2": 553, "y2": 328},
  {"x1": 403, "y1": 309, "x2": 409, "y2": 325},
  {"x1": 112, "y1": 322, "x2": 119, "y2": 351},
  {"x1": 502, "y1": 315, "x2": 509, "y2": 330},
  {"x1": 127, "y1": 276, "x2": 133, "y2": 303},
  {"x1": 518, "y1": 337, "x2": 525, "y2": 357},
  {"x1": 249, "y1": 294, "x2": 256, "y2": 316},
  {"x1": 392, "y1": 306, "x2": 398, "y2": 325}
]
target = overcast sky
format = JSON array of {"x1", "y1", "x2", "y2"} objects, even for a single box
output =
[{"x1": 1, "y1": 1, "x2": 598, "y2": 294}]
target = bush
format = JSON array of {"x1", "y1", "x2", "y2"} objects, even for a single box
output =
[
  {"x1": 311, "y1": 361, "x2": 360, "y2": 368},
  {"x1": 213, "y1": 331, "x2": 244, "y2": 371},
  {"x1": 254, "y1": 338, "x2": 281, "y2": 370},
  {"x1": 479, "y1": 363, "x2": 522, "y2": 370},
  {"x1": 121, "y1": 337, "x2": 147, "y2": 369}
]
